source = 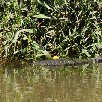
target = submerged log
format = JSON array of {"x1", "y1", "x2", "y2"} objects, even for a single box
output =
[{"x1": 33, "y1": 57, "x2": 102, "y2": 66}]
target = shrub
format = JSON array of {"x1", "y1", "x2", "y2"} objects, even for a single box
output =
[{"x1": 0, "y1": 0, "x2": 101, "y2": 62}]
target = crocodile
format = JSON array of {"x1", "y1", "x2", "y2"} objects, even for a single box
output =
[{"x1": 33, "y1": 56, "x2": 102, "y2": 66}]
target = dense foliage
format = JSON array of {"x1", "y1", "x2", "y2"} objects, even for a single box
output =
[{"x1": 0, "y1": 0, "x2": 101, "y2": 62}]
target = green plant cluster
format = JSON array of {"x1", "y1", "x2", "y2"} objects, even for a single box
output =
[{"x1": 0, "y1": 0, "x2": 101, "y2": 62}]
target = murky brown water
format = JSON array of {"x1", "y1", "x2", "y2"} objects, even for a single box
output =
[{"x1": 0, "y1": 64, "x2": 102, "y2": 102}]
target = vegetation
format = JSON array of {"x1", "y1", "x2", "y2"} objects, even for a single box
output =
[{"x1": 0, "y1": 0, "x2": 101, "y2": 63}]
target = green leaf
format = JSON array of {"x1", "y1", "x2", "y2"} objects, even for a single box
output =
[
  {"x1": 39, "y1": 50, "x2": 51, "y2": 59},
  {"x1": 32, "y1": 41, "x2": 51, "y2": 59},
  {"x1": 37, "y1": 0, "x2": 53, "y2": 10},
  {"x1": 32, "y1": 41, "x2": 40, "y2": 50},
  {"x1": 33, "y1": 14, "x2": 51, "y2": 19},
  {"x1": 82, "y1": 49, "x2": 91, "y2": 57},
  {"x1": 12, "y1": 29, "x2": 33, "y2": 43},
  {"x1": 0, "y1": 33, "x2": 2, "y2": 37}
]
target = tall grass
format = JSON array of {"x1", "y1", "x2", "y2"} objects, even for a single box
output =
[{"x1": 0, "y1": 0, "x2": 101, "y2": 62}]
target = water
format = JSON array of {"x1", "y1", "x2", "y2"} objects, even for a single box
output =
[{"x1": 0, "y1": 63, "x2": 102, "y2": 102}]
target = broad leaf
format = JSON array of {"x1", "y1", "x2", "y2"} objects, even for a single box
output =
[{"x1": 33, "y1": 14, "x2": 51, "y2": 19}]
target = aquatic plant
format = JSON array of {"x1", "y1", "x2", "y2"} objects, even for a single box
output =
[{"x1": 0, "y1": 0, "x2": 101, "y2": 62}]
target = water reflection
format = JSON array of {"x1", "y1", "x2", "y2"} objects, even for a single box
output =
[{"x1": 0, "y1": 64, "x2": 102, "y2": 102}]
